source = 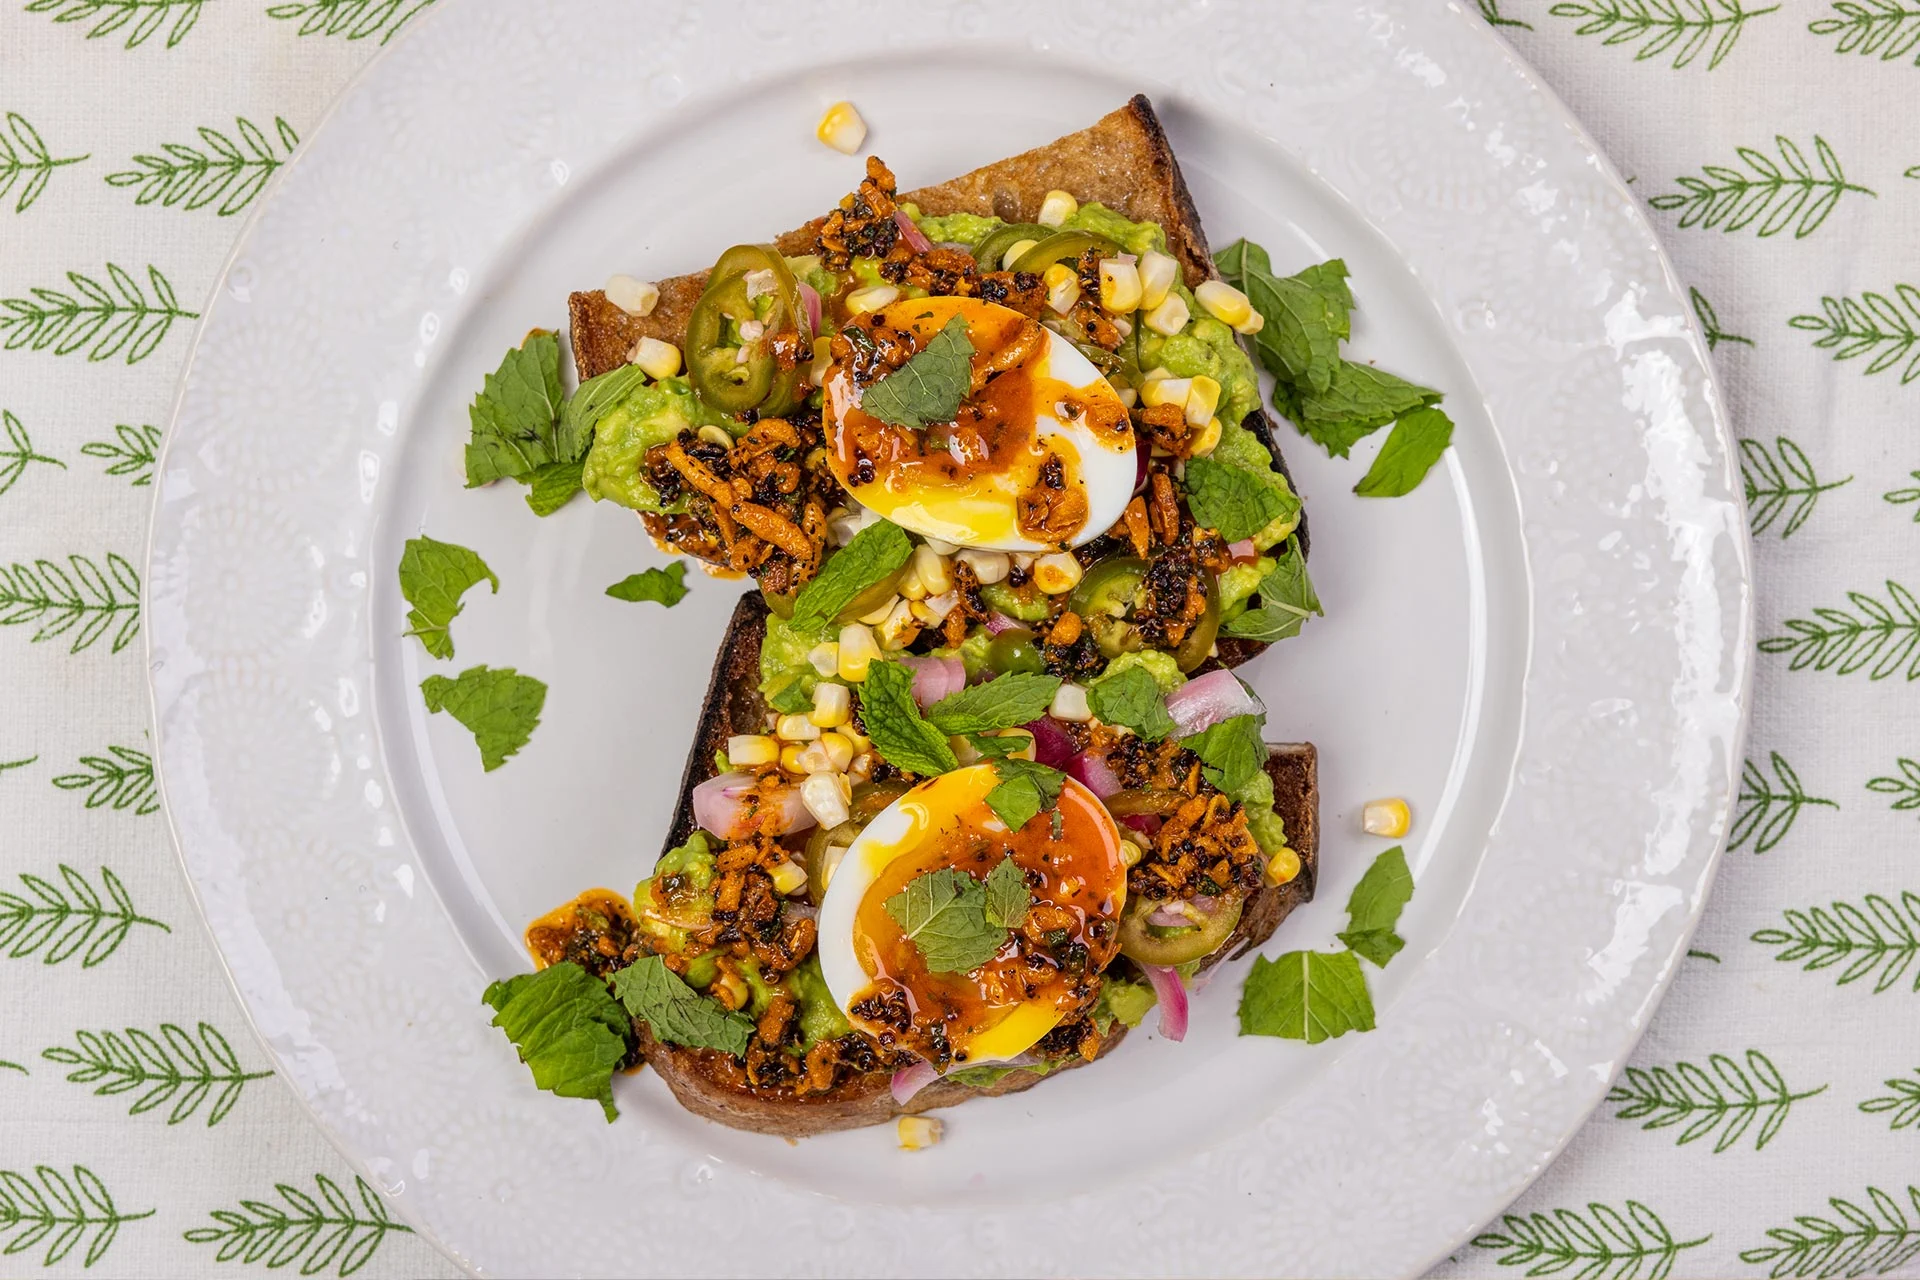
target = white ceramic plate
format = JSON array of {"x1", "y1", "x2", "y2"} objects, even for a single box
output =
[{"x1": 146, "y1": 2, "x2": 1752, "y2": 1276}]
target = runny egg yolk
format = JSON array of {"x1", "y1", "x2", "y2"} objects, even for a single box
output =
[
  {"x1": 814, "y1": 765, "x2": 1127, "y2": 1067},
  {"x1": 822, "y1": 296, "x2": 1137, "y2": 552}
]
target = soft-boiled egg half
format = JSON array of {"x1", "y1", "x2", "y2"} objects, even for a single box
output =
[
  {"x1": 823, "y1": 296, "x2": 1137, "y2": 553},
  {"x1": 816, "y1": 764, "x2": 1127, "y2": 1066}
]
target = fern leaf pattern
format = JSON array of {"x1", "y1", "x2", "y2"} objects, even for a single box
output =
[
  {"x1": 1478, "y1": 0, "x2": 1535, "y2": 27},
  {"x1": 1604, "y1": 1050, "x2": 1825, "y2": 1151},
  {"x1": 1882, "y1": 470, "x2": 1920, "y2": 519},
  {"x1": 0, "y1": 1163, "x2": 153, "y2": 1267},
  {"x1": 263, "y1": 0, "x2": 436, "y2": 45},
  {"x1": 1649, "y1": 135, "x2": 1874, "y2": 238},
  {"x1": 1734, "y1": 752, "x2": 1839, "y2": 852},
  {"x1": 0, "y1": 865, "x2": 170, "y2": 967},
  {"x1": 106, "y1": 117, "x2": 299, "y2": 216},
  {"x1": 0, "y1": 112, "x2": 87, "y2": 214},
  {"x1": 1740, "y1": 1185, "x2": 1920, "y2": 1277},
  {"x1": 1860, "y1": 1069, "x2": 1920, "y2": 1131},
  {"x1": 1691, "y1": 285, "x2": 1753, "y2": 348},
  {"x1": 1751, "y1": 892, "x2": 1920, "y2": 993},
  {"x1": 1810, "y1": 2, "x2": 1920, "y2": 64},
  {"x1": 0, "y1": 263, "x2": 198, "y2": 364},
  {"x1": 1867, "y1": 758, "x2": 1920, "y2": 816},
  {"x1": 183, "y1": 1173, "x2": 413, "y2": 1277},
  {"x1": 1791, "y1": 285, "x2": 1920, "y2": 384},
  {"x1": 0, "y1": 552, "x2": 141, "y2": 655},
  {"x1": 1759, "y1": 581, "x2": 1920, "y2": 681},
  {"x1": 1472, "y1": 1199, "x2": 1711, "y2": 1278},
  {"x1": 1740, "y1": 437, "x2": 1852, "y2": 538},
  {"x1": 0, "y1": 410, "x2": 65, "y2": 500},
  {"x1": 51, "y1": 744, "x2": 157, "y2": 814},
  {"x1": 79, "y1": 423, "x2": 161, "y2": 486},
  {"x1": 42, "y1": 1023, "x2": 272, "y2": 1126},
  {"x1": 1546, "y1": 0, "x2": 1780, "y2": 69},
  {"x1": 23, "y1": 0, "x2": 204, "y2": 48}
]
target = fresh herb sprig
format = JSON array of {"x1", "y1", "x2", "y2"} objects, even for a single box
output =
[{"x1": 859, "y1": 314, "x2": 974, "y2": 427}]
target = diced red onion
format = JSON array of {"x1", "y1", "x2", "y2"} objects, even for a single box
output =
[
  {"x1": 935, "y1": 241, "x2": 971, "y2": 254},
  {"x1": 1066, "y1": 749, "x2": 1122, "y2": 800},
  {"x1": 985, "y1": 612, "x2": 1023, "y2": 635},
  {"x1": 902, "y1": 654, "x2": 966, "y2": 708},
  {"x1": 1022, "y1": 717, "x2": 1076, "y2": 768},
  {"x1": 691, "y1": 771, "x2": 816, "y2": 840},
  {"x1": 891, "y1": 1061, "x2": 938, "y2": 1105},
  {"x1": 894, "y1": 210, "x2": 933, "y2": 254},
  {"x1": 1121, "y1": 813, "x2": 1161, "y2": 837},
  {"x1": 1133, "y1": 448, "x2": 1151, "y2": 495},
  {"x1": 797, "y1": 282, "x2": 822, "y2": 340},
  {"x1": 1141, "y1": 964, "x2": 1189, "y2": 1041},
  {"x1": 1228, "y1": 538, "x2": 1257, "y2": 562},
  {"x1": 1147, "y1": 903, "x2": 1191, "y2": 928},
  {"x1": 1164, "y1": 668, "x2": 1264, "y2": 737}
]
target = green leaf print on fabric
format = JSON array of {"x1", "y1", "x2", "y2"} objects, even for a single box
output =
[
  {"x1": 1751, "y1": 892, "x2": 1920, "y2": 993},
  {"x1": 0, "y1": 552, "x2": 141, "y2": 655},
  {"x1": 1791, "y1": 284, "x2": 1920, "y2": 384},
  {"x1": 0, "y1": 755, "x2": 37, "y2": 775},
  {"x1": 1603, "y1": 1049, "x2": 1826, "y2": 1152},
  {"x1": 106, "y1": 117, "x2": 298, "y2": 216},
  {"x1": 1740, "y1": 1185, "x2": 1920, "y2": 1277},
  {"x1": 52, "y1": 744, "x2": 156, "y2": 814},
  {"x1": 1734, "y1": 752, "x2": 1839, "y2": 851},
  {"x1": 1478, "y1": 0, "x2": 1534, "y2": 28},
  {"x1": 0, "y1": 264, "x2": 197, "y2": 364},
  {"x1": 1810, "y1": 3, "x2": 1920, "y2": 65},
  {"x1": 183, "y1": 1173, "x2": 414, "y2": 1277},
  {"x1": 1859, "y1": 1068, "x2": 1920, "y2": 1131},
  {"x1": 79, "y1": 424, "x2": 160, "y2": 486},
  {"x1": 1690, "y1": 285, "x2": 1753, "y2": 349},
  {"x1": 1867, "y1": 758, "x2": 1920, "y2": 816},
  {"x1": 1648, "y1": 135, "x2": 1874, "y2": 237},
  {"x1": 1760, "y1": 580, "x2": 1920, "y2": 681},
  {"x1": 41, "y1": 1023, "x2": 273, "y2": 1127},
  {"x1": 1546, "y1": 0, "x2": 1779, "y2": 70},
  {"x1": 0, "y1": 865, "x2": 170, "y2": 967},
  {"x1": 0, "y1": 113, "x2": 88, "y2": 214},
  {"x1": 1884, "y1": 470, "x2": 1920, "y2": 518},
  {"x1": 264, "y1": 0, "x2": 435, "y2": 44},
  {"x1": 0, "y1": 410, "x2": 65, "y2": 500},
  {"x1": 23, "y1": 0, "x2": 204, "y2": 48},
  {"x1": 1471, "y1": 1199, "x2": 1710, "y2": 1277},
  {"x1": 1741, "y1": 437, "x2": 1852, "y2": 538},
  {"x1": 0, "y1": 1163, "x2": 154, "y2": 1268}
]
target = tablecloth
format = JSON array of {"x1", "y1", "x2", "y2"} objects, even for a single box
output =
[{"x1": 2, "y1": 2, "x2": 1916, "y2": 1276}]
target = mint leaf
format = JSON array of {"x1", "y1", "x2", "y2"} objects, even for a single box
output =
[
  {"x1": 1295, "y1": 361, "x2": 1442, "y2": 459},
  {"x1": 964, "y1": 732, "x2": 1029, "y2": 759},
  {"x1": 859, "y1": 314, "x2": 974, "y2": 428},
  {"x1": 984, "y1": 757, "x2": 1066, "y2": 833},
  {"x1": 1222, "y1": 536, "x2": 1321, "y2": 642},
  {"x1": 525, "y1": 458, "x2": 584, "y2": 516},
  {"x1": 1337, "y1": 846, "x2": 1414, "y2": 968},
  {"x1": 983, "y1": 857, "x2": 1031, "y2": 929},
  {"x1": 465, "y1": 331, "x2": 568, "y2": 486},
  {"x1": 859, "y1": 660, "x2": 959, "y2": 777},
  {"x1": 1183, "y1": 456, "x2": 1293, "y2": 543},
  {"x1": 421, "y1": 665, "x2": 546, "y2": 771},
  {"x1": 1086, "y1": 664, "x2": 1176, "y2": 741},
  {"x1": 1238, "y1": 950, "x2": 1375, "y2": 1042},
  {"x1": 1216, "y1": 241, "x2": 1352, "y2": 395},
  {"x1": 766, "y1": 678, "x2": 814, "y2": 715},
  {"x1": 606, "y1": 561, "x2": 689, "y2": 607},
  {"x1": 792, "y1": 521, "x2": 913, "y2": 626},
  {"x1": 559, "y1": 363, "x2": 649, "y2": 462},
  {"x1": 946, "y1": 1060, "x2": 1053, "y2": 1088},
  {"x1": 1179, "y1": 711, "x2": 1265, "y2": 794},
  {"x1": 883, "y1": 868, "x2": 1006, "y2": 973},
  {"x1": 482, "y1": 962, "x2": 629, "y2": 1121},
  {"x1": 1353, "y1": 406, "x2": 1455, "y2": 498},
  {"x1": 610, "y1": 955, "x2": 753, "y2": 1057},
  {"x1": 926, "y1": 672, "x2": 1061, "y2": 735},
  {"x1": 398, "y1": 535, "x2": 496, "y2": 660}
]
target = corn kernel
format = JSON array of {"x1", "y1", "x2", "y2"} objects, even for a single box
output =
[
  {"x1": 1195, "y1": 279, "x2": 1255, "y2": 329},
  {"x1": 816, "y1": 101, "x2": 867, "y2": 155},
  {"x1": 808, "y1": 642, "x2": 840, "y2": 677},
  {"x1": 779, "y1": 743, "x2": 805, "y2": 774},
  {"x1": 810, "y1": 336, "x2": 833, "y2": 387},
  {"x1": 923, "y1": 537, "x2": 958, "y2": 555},
  {"x1": 1001, "y1": 238, "x2": 1038, "y2": 270},
  {"x1": 820, "y1": 731, "x2": 855, "y2": 772},
  {"x1": 819, "y1": 843, "x2": 851, "y2": 888},
  {"x1": 809, "y1": 681, "x2": 850, "y2": 728},
  {"x1": 697, "y1": 424, "x2": 734, "y2": 448},
  {"x1": 604, "y1": 275, "x2": 659, "y2": 317},
  {"x1": 1043, "y1": 263, "x2": 1080, "y2": 316},
  {"x1": 1363, "y1": 797, "x2": 1412, "y2": 838},
  {"x1": 1117, "y1": 387, "x2": 1138, "y2": 408},
  {"x1": 776, "y1": 713, "x2": 821, "y2": 742},
  {"x1": 847, "y1": 753, "x2": 874, "y2": 782},
  {"x1": 898, "y1": 569, "x2": 929, "y2": 602},
  {"x1": 955, "y1": 549, "x2": 1010, "y2": 585},
  {"x1": 1265, "y1": 846, "x2": 1302, "y2": 886},
  {"x1": 1189, "y1": 417, "x2": 1222, "y2": 458},
  {"x1": 801, "y1": 772, "x2": 852, "y2": 827},
  {"x1": 1031, "y1": 551, "x2": 1084, "y2": 594},
  {"x1": 1120, "y1": 837, "x2": 1145, "y2": 868},
  {"x1": 1186, "y1": 375, "x2": 1222, "y2": 428},
  {"x1": 857, "y1": 596, "x2": 897, "y2": 625},
  {"x1": 838, "y1": 726, "x2": 870, "y2": 755},
  {"x1": 1143, "y1": 293, "x2": 1190, "y2": 337},
  {"x1": 1140, "y1": 376, "x2": 1192, "y2": 409},
  {"x1": 846, "y1": 284, "x2": 899, "y2": 314},
  {"x1": 631, "y1": 336, "x2": 681, "y2": 380},
  {"x1": 1138, "y1": 250, "x2": 1178, "y2": 309},
  {"x1": 1036, "y1": 189, "x2": 1078, "y2": 228},
  {"x1": 1050, "y1": 682, "x2": 1092, "y2": 722},
  {"x1": 909, "y1": 599, "x2": 940, "y2": 626},
  {"x1": 876, "y1": 597, "x2": 921, "y2": 649},
  {"x1": 714, "y1": 971, "x2": 749, "y2": 1009},
  {"x1": 794, "y1": 740, "x2": 835, "y2": 774},
  {"x1": 950, "y1": 734, "x2": 981, "y2": 766},
  {"x1": 912, "y1": 545, "x2": 952, "y2": 595},
  {"x1": 897, "y1": 1115, "x2": 943, "y2": 1151},
  {"x1": 768, "y1": 859, "x2": 808, "y2": 896},
  {"x1": 1234, "y1": 309, "x2": 1266, "y2": 337},
  {"x1": 726, "y1": 734, "x2": 778, "y2": 767},
  {"x1": 1099, "y1": 259, "x2": 1143, "y2": 313},
  {"x1": 919, "y1": 591, "x2": 959, "y2": 622}
]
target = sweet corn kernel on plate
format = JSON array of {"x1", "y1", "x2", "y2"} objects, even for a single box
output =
[{"x1": 146, "y1": 1, "x2": 1751, "y2": 1275}]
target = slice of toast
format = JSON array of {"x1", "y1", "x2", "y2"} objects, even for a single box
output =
[{"x1": 643, "y1": 591, "x2": 1318, "y2": 1136}]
